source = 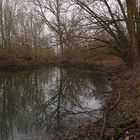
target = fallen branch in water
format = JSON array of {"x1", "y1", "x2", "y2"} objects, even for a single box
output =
[{"x1": 99, "y1": 91, "x2": 121, "y2": 140}]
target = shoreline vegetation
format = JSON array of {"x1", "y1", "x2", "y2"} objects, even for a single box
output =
[{"x1": 0, "y1": 54, "x2": 123, "y2": 71}]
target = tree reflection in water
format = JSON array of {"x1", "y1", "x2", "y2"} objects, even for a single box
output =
[{"x1": 0, "y1": 67, "x2": 112, "y2": 140}]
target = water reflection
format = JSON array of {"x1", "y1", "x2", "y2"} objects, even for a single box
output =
[{"x1": 0, "y1": 67, "x2": 112, "y2": 140}]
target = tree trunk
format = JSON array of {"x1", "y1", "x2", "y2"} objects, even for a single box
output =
[
  {"x1": 134, "y1": 0, "x2": 140, "y2": 58},
  {"x1": 126, "y1": 0, "x2": 139, "y2": 67}
]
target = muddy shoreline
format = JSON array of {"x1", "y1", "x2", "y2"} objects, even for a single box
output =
[
  {"x1": 0, "y1": 63, "x2": 45, "y2": 71},
  {"x1": 0, "y1": 60, "x2": 122, "y2": 72}
]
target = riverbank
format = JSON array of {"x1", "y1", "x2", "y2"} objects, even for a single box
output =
[
  {"x1": 69, "y1": 65, "x2": 140, "y2": 140},
  {"x1": 0, "y1": 58, "x2": 46, "y2": 71},
  {"x1": 106, "y1": 67, "x2": 140, "y2": 139},
  {"x1": 0, "y1": 63, "x2": 44, "y2": 71},
  {"x1": 0, "y1": 57, "x2": 123, "y2": 72}
]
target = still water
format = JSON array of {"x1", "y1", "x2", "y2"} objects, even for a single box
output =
[{"x1": 0, "y1": 67, "x2": 112, "y2": 140}]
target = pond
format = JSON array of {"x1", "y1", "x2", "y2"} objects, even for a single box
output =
[{"x1": 0, "y1": 67, "x2": 112, "y2": 140}]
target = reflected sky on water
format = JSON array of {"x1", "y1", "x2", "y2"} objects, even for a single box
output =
[{"x1": 0, "y1": 67, "x2": 112, "y2": 140}]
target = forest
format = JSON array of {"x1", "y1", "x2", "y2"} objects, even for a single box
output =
[
  {"x1": 0, "y1": 0, "x2": 140, "y2": 68},
  {"x1": 0, "y1": 0, "x2": 140, "y2": 140}
]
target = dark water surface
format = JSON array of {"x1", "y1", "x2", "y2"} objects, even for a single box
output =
[{"x1": 0, "y1": 67, "x2": 112, "y2": 140}]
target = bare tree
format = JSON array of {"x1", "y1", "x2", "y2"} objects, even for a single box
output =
[
  {"x1": 0, "y1": 0, "x2": 4, "y2": 48},
  {"x1": 32, "y1": 0, "x2": 67, "y2": 58},
  {"x1": 0, "y1": 0, "x2": 47, "y2": 60},
  {"x1": 71, "y1": 0, "x2": 140, "y2": 68}
]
